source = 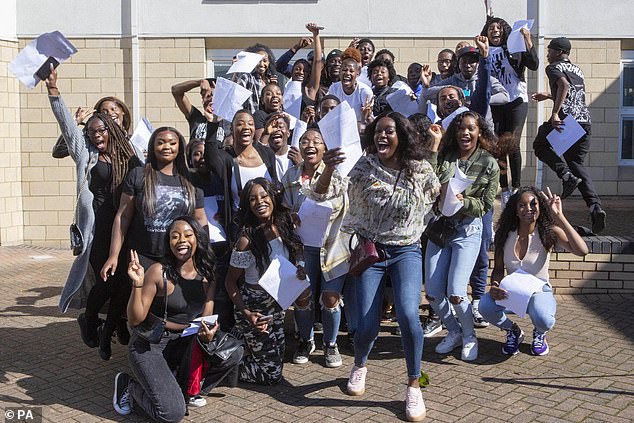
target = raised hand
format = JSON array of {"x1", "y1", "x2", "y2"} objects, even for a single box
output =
[
  {"x1": 74, "y1": 107, "x2": 94, "y2": 125},
  {"x1": 200, "y1": 79, "x2": 212, "y2": 102},
  {"x1": 540, "y1": 187, "x2": 563, "y2": 219},
  {"x1": 294, "y1": 37, "x2": 312, "y2": 51},
  {"x1": 127, "y1": 250, "x2": 144, "y2": 286},
  {"x1": 474, "y1": 35, "x2": 489, "y2": 58},
  {"x1": 301, "y1": 105, "x2": 315, "y2": 124},
  {"x1": 306, "y1": 23, "x2": 322, "y2": 37},
  {"x1": 420, "y1": 64, "x2": 433, "y2": 87},
  {"x1": 427, "y1": 123, "x2": 443, "y2": 152},
  {"x1": 288, "y1": 146, "x2": 302, "y2": 166},
  {"x1": 348, "y1": 37, "x2": 360, "y2": 49},
  {"x1": 322, "y1": 147, "x2": 346, "y2": 170},
  {"x1": 361, "y1": 96, "x2": 375, "y2": 124}
]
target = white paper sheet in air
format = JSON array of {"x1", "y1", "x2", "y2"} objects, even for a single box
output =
[
  {"x1": 317, "y1": 102, "x2": 363, "y2": 177},
  {"x1": 291, "y1": 119, "x2": 308, "y2": 148},
  {"x1": 203, "y1": 196, "x2": 227, "y2": 243},
  {"x1": 507, "y1": 19, "x2": 535, "y2": 54},
  {"x1": 9, "y1": 31, "x2": 77, "y2": 89},
  {"x1": 358, "y1": 65, "x2": 372, "y2": 87},
  {"x1": 546, "y1": 115, "x2": 586, "y2": 157},
  {"x1": 283, "y1": 81, "x2": 303, "y2": 120},
  {"x1": 441, "y1": 106, "x2": 470, "y2": 130},
  {"x1": 258, "y1": 256, "x2": 311, "y2": 310},
  {"x1": 212, "y1": 77, "x2": 252, "y2": 123},
  {"x1": 426, "y1": 102, "x2": 441, "y2": 123},
  {"x1": 295, "y1": 198, "x2": 333, "y2": 248},
  {"x1": 226, "y1": 51, "x2": 264, "y2": 74},
  {"x1": 386, "y1": 81, "x2": 419, "y2": 117},
  {"x1": 495, "y1": 269, "x2": 547, "y2": 318},
  {"x1": 440, "y1": 162, "x2": 474, "y2": 217},
  {"x1": 129, "y1": 118, "x2": 153, "y2": 164},
  {"x1": 181, "y1": 315, "x2": 219, "y2": 337}
]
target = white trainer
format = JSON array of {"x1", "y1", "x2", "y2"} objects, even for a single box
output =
[
  {"x1": 435, "y1": 330, "x2": 462, "y2": 354},
  {"x1": 347, "y1": 365, "x2": 367, "y2": 396},
  {"x1": 462, "y1": 335, "x2": 479, "y2": 361},
  {"x1": 405, "y1": 386, "x2": 426, "y2": 421}
]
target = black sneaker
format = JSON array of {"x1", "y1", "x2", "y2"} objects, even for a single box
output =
[
  {"x1": 77, "y1": 312, "x2": 100, "y2": 348},
  {"x1": 324, "y1": 344, "x2": 343, "y2": 368},
  {"x1": 590, "y1": 204, "x2": 606, "y2": 234},
  {"x1": 113, "y1": 372, "x2": 132, "y2": 415},
  {"x1": 313, "y1": 322, "x2": 323, "y2": 332},
  {"x1": 423, "y1": 317, "x2": 443, "y2": 338},
  {"x1": 98, "y1": 326, "x2": 112, "y2": 361},
  {"x1": 292, "y1": 339, "x2": 315, "y2": 364},
  {"x1": 561, "y1": 173, "x2": 581, "y2": 199}
]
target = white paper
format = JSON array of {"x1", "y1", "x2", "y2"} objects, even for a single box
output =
[
  {"x1": 283, "y1": 80, "x2": 303, "y2": 120},
  {"x1": 496, "y1": 269, "x2": 547, "y2": 318},
  {"x1": 546, "y1": 115, "x2": 586, "y2": 157},
  {"x1": 258, "y1": 256, "x2": 311, "y2": 310},
  {"x1": 9, "y1": 31, "x2": 77, "y2": 89},
  {"x1": 317, "y1": 102, "x2": 363, "y2": 177},
  {"x1": 181, "y1": 315, "x2": 219, "y2": 337},
  {"x1": 203, "y1": 196, "x2": 227, "y2": 243},
  {"x1": 284, "y1": 112, "x2": 298, "y2": 131},
  {"x1": 291, "y1": 119, "x2": 308, "y2": 148},
  {"x1": 507, "y1": 19, "x2": 535, "y2": 54},
  {"x1": 296, "y1": 198, "x2": 333, "y2": 248},
  {"x1": 386, "y1": 82, "x2": 419, "y2": 117},
  {"x1": 358, "y1": 65, "x2": 372, "y2": 87},
  {"x1": 441, "y1": 162, "x2": 474, "y2": 217},
  {"x1": 212, "y1": 77, "x2": 252, "y2": 123},
  {"x1": 426, "y1": 102, "x2": 441, "y2": 123},
  {"x1": 226, "y1": 51, "x2": 264, "y2": 74},
  {"x1": 441, "y1": 106, "x2": 470, "y2": 130},
  {"x1": 129, "y1": 117, "x2": 153, "y2": 164}
]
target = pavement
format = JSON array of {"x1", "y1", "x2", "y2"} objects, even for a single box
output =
[{"x1": 1, "y1": 244, "x2": 633, "y2": 422}]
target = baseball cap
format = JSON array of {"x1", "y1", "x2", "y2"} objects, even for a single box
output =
[
  {"x1": 548, "y1": 37, "x2": 572, "y2": 53},
  {"x1": 457, "y1": 46, "x2": 480, "y2": 59},
  {"x1": 326, "y1": 49, "x2": 343, "y2": 63}
]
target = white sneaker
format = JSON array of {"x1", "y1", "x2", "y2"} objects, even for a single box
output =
[
  {"x1": 347, "y1": 365, "x2": 367, "y2": 396},
  {"x1": 405, "y1": 386, "x2": 426, "y2": 421},
  {"x1": 472, "y1": 300, "x2": 489, "y2": 328},
  {"x1": 188, "y1": 395, "x2": 207, "y2": 407},
  {"x1": 462, "y1": 335, "x2": 478, "y2": 361},
  {"x1": 435, "y1": 331, "x2": 462, "y2": 354}
]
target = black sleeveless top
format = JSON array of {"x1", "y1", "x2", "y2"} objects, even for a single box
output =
[{"x1": 149, "y1": 272, "x2": 207, "y2": 326}]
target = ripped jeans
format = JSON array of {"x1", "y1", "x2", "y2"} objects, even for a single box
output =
[
  {"x1": 424, "y1": 216, "x2": 483, "y2": 340},
  {"x1": 294, "y1": 246, "x2": 346, "y2": 346}
]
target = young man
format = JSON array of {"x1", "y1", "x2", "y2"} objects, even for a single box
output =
[{"x1": 532, "y1": 37, "x2": 606, "y2": 233}]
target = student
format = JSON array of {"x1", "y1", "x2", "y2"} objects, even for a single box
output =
[
  {"x1": 531, "y1": 37, "x2": 606, "y2": 234},
  {"x1": 407, "y1": 63, "x2": 423, "y2": 97},
  {"x1": 424, "y1": 111, "x2": 499, "y2": 362},
  {"x1": 327, "y1": 48, "x2": 373, "y2": 123},
  {"x1": 281, "y1": 127, "x2": 350, "y2": 368},
  {"x1": 260, "y1": 113, "x2": 301, "y2": 178},
  {"x1": 481, "y1": 15, "x2": 539, "y2": 206},
  {"x1": 479, "y1": 187, "x2": 588, "y2": 355},
  {"x1": 320, "y1": 49, "x2": 343, "y2": 92},
  {"x1": 225, "y1": 178, "x2": 306, "y2": 385},
  {"x1": 343, "y1": 112, "x2": 440, "y2": 422},
  {"x1": 233, "y1": 44, "x2": 278, "y2": 114},
  {"x1": 374, "y1": 49, "x2": 407, "y2": 83},
  {"x1": 253, "y1": 83, "x2": 284, "y2": 141},
  {"x1": 46, "y1": 68, "x2": 141, "y2": 360},
  {"x1": 368, "y1": 58, "x2": 397, "y2": 116},
  {"x1": 285, "y1": 23, "x2": 324, "y2": 117}
]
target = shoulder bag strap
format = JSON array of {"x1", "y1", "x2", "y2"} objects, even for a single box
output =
[{"x1": 161, "y1": 270, "x2": 169, "y2": 322}]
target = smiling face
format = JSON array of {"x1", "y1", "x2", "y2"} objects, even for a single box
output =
[
  {"x1": 340, "y1": 59, "x2": 359, "y2": 94},
  {"x1": 516, "y1": 192, "x2": 540, "y2": 224},
  {"x1": 359, "y1": 41, "x2": 374, "y2": 66},
  {"x1": 153, "y1": 130, "x2": 180, "y2": 165},
  {"x1": 371, "y1": 65, "x2": 389, "y2": 88},
  {"x1": 86, "y1": 118, "x2": 109, "y2": 152},
  {"x1": 438, "y1": 87, "x2": 463, "y2": 117},
  {"x1": 190, "y1": 143, "x2": 206, "y2": 171},
  {"x1": 255, "y1": 51, "x2": 270, "y2": 76},
  {"x1": 299, "y1": 130, "x2": 326, "y2": 166},
  {"x1": 98, "y1": 101, "x2": 125, "y2": 129},
  {"x1": 456, "y1": 115, "x2": 480, "y2": 156},
  {"x1": 249, "y1": 183, "x2": 274, "y2": 222},
  {"x1": 169, "y1": 220, "x2": 197, "y2": 262},
  {"x1": 327, "y1": 55, "x2": 342, "y2": 81},
  {"x1": 487, "y1": 22, "x2": 503, "y2": 46},
  {"x1": 261, "y1": 85, "x2": 282, "y2": 113},
  {"x1": 374, "y1": 117, "x2": 399, "y2": 166},
  {"x1": 232, "y1": 112, "x2": 255, "y2": 148},
  {"x1": 292, "y1": 61, "x2": 307, "y2": 82},
  {"x1": 267, "y1": 117, "x2": 290, "y2": 153}
]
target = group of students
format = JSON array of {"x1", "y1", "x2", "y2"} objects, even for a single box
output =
[{"x1": 48, "y1": 14, "x2": 595, "y2": 423}]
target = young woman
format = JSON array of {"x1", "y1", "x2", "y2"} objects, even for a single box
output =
[
  {"x1": 479, "y1": 187, "x2": 588, "y2": 355},
  {"x1": 481, "y1": 16, "x2": 539, "y2": 203},
  {"x1": 46, "y1": 68, "x2": 141, "y2": 360},
  {"x1": 225, "y1": 178, "x2": 306, "y2": 385},
  {"x1": 101, "y1": 127, "x2": 208, "y2": 278},
  {"x1": 113, "y1": 216, "x2": 243, "y2": 420},
  {"x1": 281, "y1": 128, "x2": 350, "y2": 368},
  {"x1": 343, "y1": 112, "x2": 440, "y2": 422},
  {"x1": 234, "y1": 44, "x2": 278, "y2": 115},
  {"x1": 253, "y1": 83, "x2": 283, "y2": 142},
  {"x1": 287, "y1": 23, "x2": 323, "y2": 117},
  {"x1": 368, "y1": 58, "x2": 397, "y2": 117},
  {"x1": 327, "y1": 48, "x2": 373, "y2": 123},
  {"x1": 424, "y1": 111, "x2": 499, "y2": 362}
]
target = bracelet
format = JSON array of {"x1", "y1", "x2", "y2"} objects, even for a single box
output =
[{"x1": 133, "y1": 284, "x2": 143, "y2": 288}]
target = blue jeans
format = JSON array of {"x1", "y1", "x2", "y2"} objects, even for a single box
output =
[
  {"x1": 295, "y1": 246, "x2": 346, "y2": 346},
  {"x1": 469, "y1": 208, "x2": 493, "y2": 301},
  {"x1": 479, "y1": 284, "x2": 557, "y2": 333},
  {"x1": 353, "y1": 243, "x2": 423, "y2": 379},
  {"x1": 424, "y1": 216, "x2": 482, "y2": 339}
]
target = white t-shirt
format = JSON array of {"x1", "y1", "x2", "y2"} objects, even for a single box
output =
[
  {"x1": 275, "y1": 153, "x2": 293, "y2": 180},
  {"x1": 328, "y1": 81, "x2": 373, "y2": 122},
  {"x1": 488, "y1": 46, "x2": 528, "y2": 102},
  {"x1": 230, "y1": 163, "x2": 272, "y2": 210}
]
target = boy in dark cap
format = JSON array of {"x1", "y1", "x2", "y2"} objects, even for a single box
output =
[{"x1": 531, "y1": 37, "x2": 606, "y2": 233}]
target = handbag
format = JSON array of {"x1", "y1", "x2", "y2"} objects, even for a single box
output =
[
  {"x1": 132, "y1": 272, "x2": 169, "y2": 344},
  {"x1": 423, "y1": 215, "x2": 456, "y2": 248},
  {"x1": 348, "y1": 170, "x2": 402, "y2": 276},
  {"x1": 69, "y1": 164, "x2": 90, "y2": 256},
  {"x1": 197, "y1": 329, "x2": 244, "y2": 362}
]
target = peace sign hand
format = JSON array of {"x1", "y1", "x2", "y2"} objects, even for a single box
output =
[
  {"x1": 540, "y1": 187, "x2": 563, "y2": 219},
  {"x1": 127, "y1": 250, "x2": 145, "y2": 286}
]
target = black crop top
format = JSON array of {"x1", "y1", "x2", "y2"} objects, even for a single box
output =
[{"x1": 149, "y1": 272, "x2": 207, "y2": 326}]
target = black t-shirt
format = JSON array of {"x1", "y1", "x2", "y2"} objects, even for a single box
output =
[
  {"x1": 188, "y1": 106, "x2": 225, "y2": 142},
  {"x1": 123, "y1": 167, "x2": 204, "y2": 259},
  {"x1": 189, "y1": 170, "x2": 228, "y2": 240},
  {"x1": 253, "y1": 109, "x2": 272, "y2": 130},
  {"x1": 546, "y1": 59, "x2": 591, "y2": 124}
]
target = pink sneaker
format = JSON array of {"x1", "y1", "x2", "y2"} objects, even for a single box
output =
[
  {"x1": 405, "y1": 386, "x2": 426, "y2": 421},
  {"x1": 347, "y1": 365, "x2": 367, "y2": 396}
]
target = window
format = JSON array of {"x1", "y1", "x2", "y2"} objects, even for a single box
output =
[
  {"x1": 206, "y1": 47, "x2": 311, "y2": 80},
  {"x1": 620, "y1": 52, "x2": 634, "y2": 164}
]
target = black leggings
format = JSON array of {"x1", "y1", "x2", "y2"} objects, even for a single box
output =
[
  {"x1": 492, "y1": 98, "x2": 528, "y2": 189},
  {"x1": 85, "y1": 251, "x2": 130, "y2": 332}
]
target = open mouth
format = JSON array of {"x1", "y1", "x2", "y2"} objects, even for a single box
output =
[
  {"x1": 240, "y1": 129, "x2": 252, "y2": 141},
  {"x1": 255, "y1": 203, "x2": 269, "y2": 215},
  {"x1": 95, "y1": 141, "x2": 106, "y2": 150},
  {"x1": 110, "y1": 114, "x2": 120, "y2": 124},
  {"x1": 270, "y1": 97, "x2": 280, "y2": 107},
  {"x1": 376, "y1": 140, "x2": 389, "y2": 153},
  {"x1": 342, "y1": 75, "x2": 353, "y2": 85},
  {"x1": 176, "y1": 244, "x2": 191, "y2": 255},
  {"x1": 304, "y1": 148, "x2": 317, "y2": 160}
]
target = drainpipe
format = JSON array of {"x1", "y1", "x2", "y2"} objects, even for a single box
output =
[
  {"x1": 130, "y1": 0, "x2": 140, "y2": 124},
  {"x1": 535, "y1": 0, "x2": 545, "y2": 188}
]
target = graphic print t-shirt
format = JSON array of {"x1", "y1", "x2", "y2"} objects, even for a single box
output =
[
  {"x1": 546, "y1": 59, "x2": 591, "y2": 124},
  {"x1": 123, "y1": 167, "x2": 204, "y2": 259},
  {"x1": 187, "y1": 106, "x2": 226, "y2": 143},
  {"x1": 488, "y1": 46, "x2": 528, "y2": 102}
]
